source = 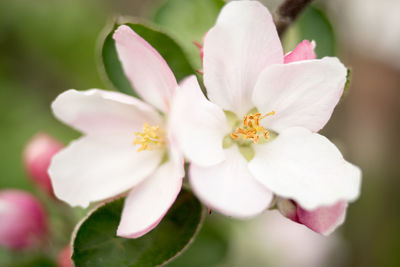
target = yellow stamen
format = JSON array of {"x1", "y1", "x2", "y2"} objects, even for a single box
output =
[
  {"x1": 261, "y1": 110, "x2": 275, "y2": 119},
  {"x1": 133, "y1": 123, "x2": 164, "y2": 152},
  {"x1": 231, "y1": 111, "x2": 275, "y2": 144},
  {"x1": 231, "y1": 133, "x2": 239, "y2": 139}
]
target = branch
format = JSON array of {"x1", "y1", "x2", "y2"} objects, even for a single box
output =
[{"x1": 275, "y1": 0, "x2": 314, "y2": 37}]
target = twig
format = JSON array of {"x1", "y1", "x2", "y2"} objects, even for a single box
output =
[{"x1": 275, "y1": 0, "x2": 314, "y2": 37}]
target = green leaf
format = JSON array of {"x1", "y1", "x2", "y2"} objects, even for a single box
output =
[
  {"x1": 165, "y1": 217, "x2": 229, "y2": 267},
  {"x1": 282, "y1": 6, "x2": 336, "y2": 57},
  {"x1": 100, "y1": 19, "x2": 195, "y2": 97},
  {"x1": 72, "y1": 189, "x2": 204, "y2": 267},
  {"x1": 101, "y1": 27, "x2": 136, "y2": 97},
  {"x1": 152, "y1": 0, "x2": 225, "y2": 69}
]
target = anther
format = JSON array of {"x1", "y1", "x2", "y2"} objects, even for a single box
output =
[
  {"x1": 231, "y1": 133, "x2": 239, "y2": 139},
  {"x1": 133, "y1": 123, "x2": 164, "y2": 152},
  {"x1": 261, "y1": 111, "x2": 275, "y2": 119},
  {"x1": 231, "y1": 111, "x2": 275, "y2": 144}
]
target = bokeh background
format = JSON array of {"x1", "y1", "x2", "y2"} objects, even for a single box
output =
[{"x1": 1, "y1": 0, "x2": 399, "y2": 266}]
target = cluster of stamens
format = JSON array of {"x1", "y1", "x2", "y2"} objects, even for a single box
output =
[
  {"x1": 231, "y1": 111, "x2": 275, "y2": 144},
  {"x1": 133, "y1": 123, "x2": 164, "y2": 152}
]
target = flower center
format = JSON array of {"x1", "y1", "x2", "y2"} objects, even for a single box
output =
[
  {"x1": 133, "y1": 123, "x2": 164, "y2": 152},
  {"x1": 230, "y1": 111, "x2": 275, "y2": 144}
]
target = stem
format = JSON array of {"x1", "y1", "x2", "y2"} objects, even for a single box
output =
[{"x1": 275, "y1": 0, "x2": 314, "y2": 37}]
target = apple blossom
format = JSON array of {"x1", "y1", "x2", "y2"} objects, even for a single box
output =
[
  {"x1": 48, "y1": 25, "x2": 184, "y2": 238},
  {"x1": 23, "y1": 133, "x2": 64, "y2": 196},
  {"x1": 170, "y1": 0, "x2": 361, "y2": 233},
  {"x1": 0, "y1": 190, "x2": 48, "y2": 250}
]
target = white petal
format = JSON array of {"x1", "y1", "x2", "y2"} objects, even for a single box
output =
[
  {"x1": 113, "y1": 25, "x2": 178, "y2": 112},
  {"x1": 117, "y1": 160, "x2": 183, "y2": 238},
  {"x1": 252, "y1": 57, "x2": 347, "y2": 133},
  {"x1": 166, "y1": 133, "x2": 185, "y2": 179},
  {"x1": 170, "y1": 76, "x2": 229, "y2": 166},
  {"x1": 248, "y1": 127, "x2": 361, "y2": 210},
  {"x1": 203, "y1": 1, "x2": 283, "y2": 117},
  {"x1": 48, "y1": 135, "x2": 163, "y2": 207},
  {"x1": 52, "y1": 89, "x2": 162, "y2": 136},
  {"x1": 190, "y1": 147, "x2": 273, "y2": 218}
]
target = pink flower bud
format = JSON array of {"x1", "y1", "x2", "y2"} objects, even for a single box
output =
[
  {"x1": 23, "y1": 133, "x2": 63, "y2": 196},
  {"x1": 277, "y1": 198, "x2": 348, "y2": 235},
  {"x1": 58, "y1": 246, "x2": 73, "y2": 267},
  {"x1": 296, "y1": 201, "x2": 348, "y2": 236},
  {"x1": 0, "y1": 190, "x2": 48, "y2": 250}
]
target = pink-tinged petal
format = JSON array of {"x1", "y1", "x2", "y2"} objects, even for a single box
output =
[
  {"x1": 113, "y1": 25, "x2": 178, "y2": 112},
  {"x1": 23, "y1": 133, "x2": 63, "y2": 196},
  {"x1": 190, "y1": 147, "x2": 273, "y2": 218},
  {"x1": 203, "y1": 1, "x2": 283, "y2": 117},
  {"x1": 284, "y1": 40, "x2": 317, "y2": 63},
  {"x1": 48, "y1": 135, "x2": 163, "y2": 207},
  {"x1": 169, "y1": 76, "x2": 229, "y2": 166},
  {"x1": 248, "y1": 127, "x2": 361, "y2": 210},
  {"x1": 252, "y1": 57, "x2": 347, "y2": 133},
  {"x1": 52, "y1": 89, "x2": 163, "y2": 136},
  {"x1": 297, "y1": 201, "x2": 348, "y2": 236},
  {"x1": 277, "y1": 198, "x2": 348, "y2": 235},
  {"x1": 0, "y1": 190, "x2": 48, "y2": 250},
  {"x1": 117, "y1": 160, "x2": 183, "y2": 238}
]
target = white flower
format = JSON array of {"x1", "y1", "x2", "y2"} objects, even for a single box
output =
[
  {"x1": 49, "y1": 25, "x2": 184, "y2": 238},
  {"x1": 171, "y1": 1, "x2": 361, "y2": 221}
]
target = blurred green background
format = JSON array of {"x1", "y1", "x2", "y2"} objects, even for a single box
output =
[{"x1": 1, "y1": 0, "x2": 399, "y2": 266}]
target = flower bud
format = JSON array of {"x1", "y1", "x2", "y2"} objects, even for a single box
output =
[
  {"x1": 277, "y1": 198, "x2": 348, "y2": 235},
  {"x1": 0, "y1": 190, "x2": 48, "y2": 250},
  {"x1": 23, "y1": 133, "x2": 63, "y2": 196},
  {"x1": 58, "y1": 246, "x2": 73, "y2": 267},
  {"x1": 296, "y1": 201, "x2": 348, "y2": 236}
]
